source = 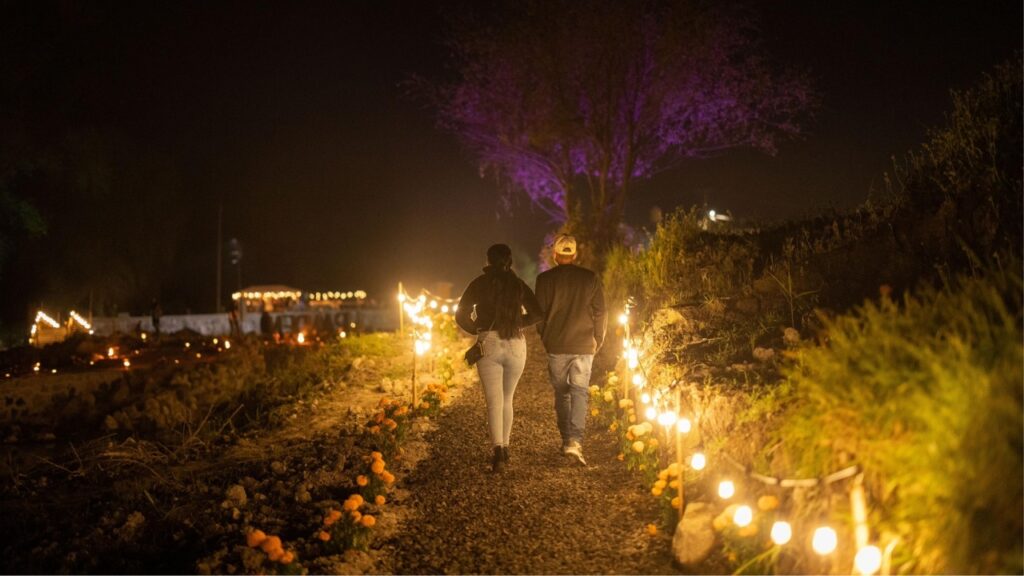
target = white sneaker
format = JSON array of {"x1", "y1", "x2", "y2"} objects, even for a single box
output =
[{"x1": 564, "y1": 441, "x2": 587, "y2": 466}]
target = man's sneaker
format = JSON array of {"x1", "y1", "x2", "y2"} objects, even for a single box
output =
[{"x1": 564, "y1": 441, "x2": 587, "y2": 466}]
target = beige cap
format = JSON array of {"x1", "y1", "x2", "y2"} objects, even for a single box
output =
[{"x1": 553, "y1": 234, "x2": 577, "y2": 256}]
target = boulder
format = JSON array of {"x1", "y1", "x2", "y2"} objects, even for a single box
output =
[{"x1": 672, "y1": 502, "x2": 716, "y2": 566}]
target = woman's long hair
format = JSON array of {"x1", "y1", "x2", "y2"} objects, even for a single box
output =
[{"x1": 486, "y1": 244, "x2": 523, "y2": 339}]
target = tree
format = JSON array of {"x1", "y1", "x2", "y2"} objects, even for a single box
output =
[{"x1": 427, "y1": 0, "x2": 816, "y2": 261}]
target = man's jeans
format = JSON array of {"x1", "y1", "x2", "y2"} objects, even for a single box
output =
[{"x1": 546, "y1": 353, "x2": 594, "y2": 446}]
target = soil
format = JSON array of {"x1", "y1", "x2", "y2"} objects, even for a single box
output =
[{"x1": 0, "y1": 332, "x2": 696, "y2": 574}]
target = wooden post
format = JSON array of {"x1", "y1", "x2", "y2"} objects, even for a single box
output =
[
  {"x1": 412, "y1": 347, "x2": 418, "y2": 408},
  {"x1": 850, "y1": 472, "x2": 869, "y2": 548},
  {"x1": 398, "y1": 282, "x2": 405, "y2": 336},
  {"x1": 675, "y1": 388, "x2": 686, "y2": 523}
]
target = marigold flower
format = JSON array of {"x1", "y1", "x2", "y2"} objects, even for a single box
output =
[
  {"x1": 609, "y1": 422, "x2": 618, "y2": 431},
  {"x1": 420, "y1": 402, "x2": 429, "y2": 410},
  {"x1": 350, "y1": 510, "x2": 362, "y2": 522},
  {"x1": 669, "y1": 479, "x2": 680, "y2": 489},
  {"x1": 327, "y1": 509, "x2": 342, "y2": 523},
  {"x1": 590, "y1": 408, "x2": 599, "y2": 416},
  {"x1": 618, "y1": 398, "x2": 632, "y2": 409},
  {"x1": 374, "y1": 412, "x2": 384, "y2": 424},
  {"x1": 757, "y1": 495, "x2": 780, "y2": 511},
  {"x1": 246, "y1": 529, "x2": 267, "y2": 548},
  {"x1": 371, "y1": 451, "x2": 383, "y2": 460},
  {"x1": 671, "y1": 496, "x2": 681, "y2": 509},
  {"x1": 648, "y1": 438, "x2": 659, "y2": 448},
  {"x1": 657, "y1": 470, "x2": 669, "y2": 481},
  {"x1": 632, "y1": 440, "x2": 645, "y2": 453},
  {"x1": 385, "y1": 419, "x2": 398, "y2": 430},
  {"x1": 646, "y1": 523, "x2": 658, "y2": 536},
  {"x1": 317, "y1": 530, "x2": 331, "y2": 542},
  {"x1": 360, "y1": 514, "x2": 376, "y2": 528},
  {"x1": 628, "y1": 415, "x2": 636, "y2": 423},
  {"x1": 626, "y1": 431, "x2": 635, "y2": 441},
  {"x1": 667, "y1": 462, "x2": 680, "y2": 477},
  {"x1": 395, "y1": 406, "x2": 408, "y2": 416},
  {"x1": 651, "y1": 486, "x2": 663, "y2": 497},
  {"x1": 616, "y1": 453, "x2": 624, "y2": 461},
  {"x1": 382, "y1": 471, "x2": 396, "y2": 484},
  {"x1": 369, "y1": 425, "x2": 381, "y2": 434},
  {"x1": 281, "y1": 551, "x2": 295, "y2": 564},
  {"x1": 371, "y1": 460, "x2": 385, "y2": 474},
  {"x1": 356, "y1": 475, "x2": 369, "y2": 486},
  {"x1": 375, "y1": 495, "x2": 386, "y2": 506},
  {"x1": 654, "y1": 479, "x2": 667, "y2": 490},
  {"x1": 260, "y1": 536, "x2": 283, "y2": 554},
  {"x1": 267, "y1": 548, "x2": 285, "y2": 562}
]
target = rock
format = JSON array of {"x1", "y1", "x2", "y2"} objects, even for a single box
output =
[
  {"x1": 783, "y1": 327, "x2": 801, "y2": 346},
  {"x1": 672, "y1": 502, "x2": 716, "y2": 566},
  {"x1": 116, "y1": 511, "x2": 146, "y2": 541},
  {"x1": 271, "y1": 461, "x2": 287, "y2": 475},
  {"x1": 223, "y1": 484, "x2": 247, "y2": 508},
  {"x1": 752, "y1": 347, "x2": 776, "y2": 362}
]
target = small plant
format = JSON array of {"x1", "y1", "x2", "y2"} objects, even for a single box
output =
[
  {"x1": 243, "y1": 529, "x2": 303, "y2": 575},
  {"x1": 317, "y1": 494, "x2": 376, "y2": 552}
]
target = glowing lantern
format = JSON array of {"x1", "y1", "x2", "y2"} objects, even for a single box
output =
[
  {"x1": 690, "y1": 452, "x2": 706, "y2": 470},
  {"x1": 855, "y1": 545, "x2": 882, "y2": 575},
  {"x1": 718, "y1": 480, "x2": 735, "y2": 499},
  {"x1": 770, "y1": 521, "x2": 792, "y2": 545},
  {"x1": 677, "y1": 417, "x2": 692, "y2": 433},
  {"x1": 812, "y1": 526, "x2": 838, "y2": 555},
  {"x1": 657, "y1": 411, "x2": 678, "y2": 427},
  {"x1": 733, "y1": 505, "x2": 753, "y2": 527},
  {"x1": 297, "y1": 333, "x2": 306, "y2": 344}
]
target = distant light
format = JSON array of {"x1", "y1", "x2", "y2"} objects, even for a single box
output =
[
  {"x1": 441, "y1": 305, "x2": 450, "y2": 314},
  {"x1": 812, "y1": 527, "x2": 838, "y2": 555},
  {"x1": 213, "y1": 338, "x2": 219, "y2": 344},
  {"x1": 644, "y1": 407, "x2": 657, "y2": 420},
  {"x1": 855, "y1": 545, "x2": 883, "y2": 575},
  {"x1": 733, "y1": 505, "x2": 753, "y2": 527},
  {"x1": 632, "y1": 373, "x2": 645, "y2": 387},
  {"x1": 718, "y1": 480, "x2": 735, "y2": 499},
  {"x1": 51, "y1": 368, "x2": 57, "y2": 374},
  {"x1": 640, "y1": 392, "x2": 650, "y2": 404},
  {"x1": 141, "y1": 333, "x2": 147, "y2": 340},
  {"x1": 123, "y1": 358, "x2": 131, "y2": 368},
  {"x1": 708, "y1": 209, "x2": 717, "y2": 221},
  {"x1": 618, "y1": 313, "x2": 629, "y2": 326},
  {"x1": 224, "y1": 340, "x2": 231, "y2": 349},
  {"x1": 397, "y1": 293, "x2": 407, "y2": 303},
  {"x1": 657, "y1": 411, "x2": 678, "y2": 427},
  {"x1": 185, "y1": 342, "x2": 191, "y2": 348},
  {"x1": 429, "y1": 300, "x2": 438, "y2": 309},
  {"x1": 771, "y1": 521, "x2": 792, "y2": 545},
  {"x1": 107, "y1": 347, "x2": 116, "y2": 358},
  {"x1": 677, "y1": 417, "x2": 692, "y2": 433},
  {"x1": 297, "y1": 333, "x2": 306, "y2": 344}
]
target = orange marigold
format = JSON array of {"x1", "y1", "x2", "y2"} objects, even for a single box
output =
[
  {"x1": 326, "y1": 509, "x2": 342, "y2": 523},
  {"x1": 616, "y1": 453, "x2": 624, "y2": 461},
  {"x1": 381, "y1": 471, "x2": 396, "y2": 484},
  {"x1": 260, "y1": 536, "x2": 283, "y2": 554},
  {"x1": 281, "y1": 551, "x2": 295, "y2": 564},
  {"x1": 671, "y1": 496, "x2": 681, "y2": 509},
  {"x1": 356, "y1": 475, "x2": 369, "y2": 486},
  {"x1": 371, "y1": 460, "x2": 386, "y2": 474},
  {"x1": 317, "y1": 530, "x2": 331, "y2": 542},
  {"x1": 267, "y1": 548, "x2": 285, "y2": 562},
  {"x1": 246, "y1": 529, "x2": 267, "y2": 548},
  {"x1": 350, "y1": 510, "x2": 362, "y2": 522},
  {"x1": 371, "y1": 451, "x2": 383, "y2": 460},
  {"x1": 360, "y1": 514, "x2": 376, "y2": 528},
  {"x1": 368, "y1": 425, "x2": 381, "y2": 434},
  {"x1": 375, "y1": 495, "x2": 386, "y2": 506},
  {"x1": 646, "y1": 523, "x2": 658, "y2": 536}
]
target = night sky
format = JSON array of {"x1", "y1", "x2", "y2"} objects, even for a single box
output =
[{"x1": 2, "y1": 0, "x2": 1020, "y2": 324}]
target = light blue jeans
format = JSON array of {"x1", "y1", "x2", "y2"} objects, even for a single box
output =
[
  {"x1": 547, "y1": 354, "x2": 594, "y2": 446},
  {"x1": 476, "y1": 331, "x2": 527, "y2": 447}
]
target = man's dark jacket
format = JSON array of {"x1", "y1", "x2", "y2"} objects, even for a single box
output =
[{"x1": 534, "y1": 263, "x2": 607, "y2": 354}]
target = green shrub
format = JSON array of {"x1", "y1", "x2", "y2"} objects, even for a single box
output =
[{"x1": 775, "y1": 261, "x2": 1022, "y2": 573}]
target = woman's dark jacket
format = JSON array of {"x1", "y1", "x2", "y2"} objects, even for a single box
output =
[{"x1": 455, "y1": 266, "x2": 543, "y2": 336}]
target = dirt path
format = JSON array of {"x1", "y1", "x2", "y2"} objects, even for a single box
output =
[{"x1": 380, "y1": 333, "x2": 677, "y2": 574}]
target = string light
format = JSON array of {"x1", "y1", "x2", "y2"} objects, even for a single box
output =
[
  {"x1": 123, "y1": 358, "x2": 131, "y2": 368},
  {"x1": 690, "y1": 452, "x2": 706, "y2": 470},
  {"x1": 733, "y1": 505, "x2": 753, "y2": 527},
  {"x1": 718, "y1": 480, "x2": 736, "y2": 499},
  {"x1": 812, "y1": 526, "x2": 838, "y2": 555},
  {"x1": 677, "y1": 417, "x2": 692, "y2": 434},
  {"x1": 224, "y1": 340, "x2": 231, "y2": 349},
  {"x1": 644, "y1": 406, "x2": 657, "y2": 420},
  {"x1": 69, "y1": 310, "x2": 91, "y2": 330},
  {"x1": 632, "y1": 373, "x2": 645, "y2": 387},
  {"x1": 657, "y1": 411, "x2": 678, "y2": 427},
  {"x1": 855, "y1": 545, "x2": 882, "y2": 575},
  {"x1": 641, "y1": 392, "x2": 651, "y2": 404},
  {"x1": 771, "y1": 521, "x2": 793, "y2": 545},
  {"x1": 34, "y1": 311, "x2": 60, "y2": 328},
  {"x1": 618, "y1": 313, "x2": 629, "y2": 325},
  {"x1": 107, "y1": 347, "x2": 116, "y2": 358}
]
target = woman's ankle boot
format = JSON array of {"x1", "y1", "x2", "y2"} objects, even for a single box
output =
[
  {"x1": 501, "y1": 446, "x2": 510, "y2": 463},
  {"x1": 491, "y1": 446, "x2": 505, "y2": 473}
]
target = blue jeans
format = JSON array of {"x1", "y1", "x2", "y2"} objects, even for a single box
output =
[
  {"x1": 476, "y1": 331, "x2": 527, "y2": 446},
  {"x1": 546, "y1": 354, "x2": 594, "y2": 445}
]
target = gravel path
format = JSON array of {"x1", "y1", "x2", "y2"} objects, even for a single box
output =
[{"x1": 381, "y1": 333, "x2": 678, "y2": 574}]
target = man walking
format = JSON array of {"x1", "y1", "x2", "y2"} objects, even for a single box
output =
[{"x1": 535, "y1": 234, "x2": 607, "y2": 465}]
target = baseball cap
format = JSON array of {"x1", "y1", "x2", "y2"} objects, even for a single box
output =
[{"x1": 553, "y1": 234, "x2": 577, "y2": 256}]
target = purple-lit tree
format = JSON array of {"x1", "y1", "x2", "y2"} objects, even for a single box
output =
[{"x1": 428, "y1": 0, "x2": 816, "y2": 257}]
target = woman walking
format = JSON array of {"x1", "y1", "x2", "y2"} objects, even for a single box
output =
[{"x1": 456, "y1": 244, "x2": 542, "y2": 473}]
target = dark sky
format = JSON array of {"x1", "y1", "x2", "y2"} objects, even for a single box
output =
[{"x1": 2, "y1": 0, "x2": 1020, "y2": 320}]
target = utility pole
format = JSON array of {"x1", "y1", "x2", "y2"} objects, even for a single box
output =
[{"x1": 216, "y1": 202, "x2": 223, "y2": 313}]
